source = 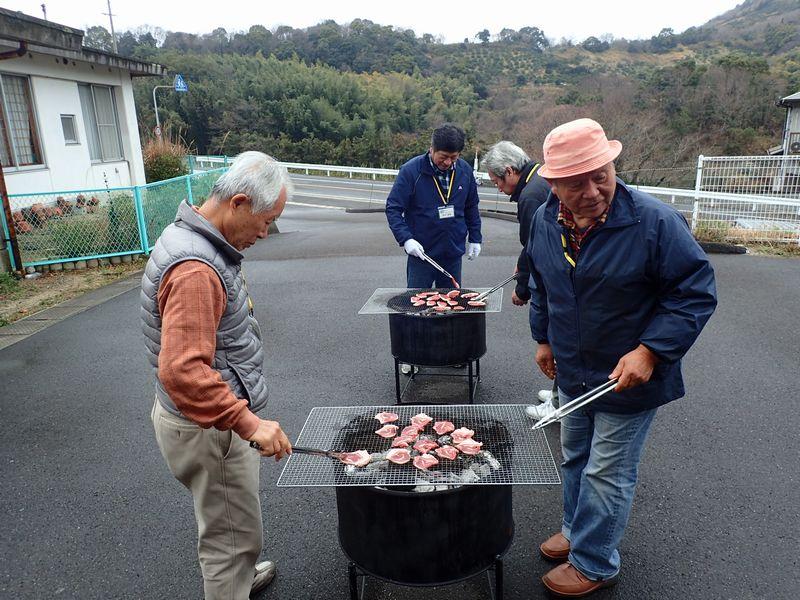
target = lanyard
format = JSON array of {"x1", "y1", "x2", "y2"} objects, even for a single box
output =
[
  {"x1": 432, "y1": 167, "x2": 455, "y2": 205},
  {"x1": 560, "y1": 233, "x2": 576, "y2": 268},
  {"x1": 525, "y1": 162, "x2": 541, "y2": 185}
]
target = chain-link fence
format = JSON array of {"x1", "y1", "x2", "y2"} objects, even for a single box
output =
[{"x1": 2, "y1": 168, "x2": 228, "y2": 270}]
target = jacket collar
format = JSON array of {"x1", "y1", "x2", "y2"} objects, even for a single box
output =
[
  {"x1": 510, "y1": 161, "x2": 536, "y2": 203},
  {"x1": 543, "y1": 178, "x2": 640, "y2": 230},
  {"x1": 174, "y1": 200, "x2": 244, "y2": 265},
  {"x1": 419, "y1": 152, "x2": 460, "y2": 176}
]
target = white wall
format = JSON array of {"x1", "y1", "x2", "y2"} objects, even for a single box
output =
[{"x1": 1, "y1": 51, "x2": 148, "y2": 195}]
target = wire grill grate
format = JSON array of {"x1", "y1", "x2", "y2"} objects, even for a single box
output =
[
  {"x1": 277, "y1": 405, "x2": 560, "y2": 487},
  {"x1": 359, "y1": 288, "x2": 503, "y2": 315}
]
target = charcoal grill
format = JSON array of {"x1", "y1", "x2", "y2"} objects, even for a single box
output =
[
  {"x1": 278, "y1": 405, "x2": 560, "y2": 600},
  {"x1": 359, "y1": 288, "x2": 503, "y2": 404}
]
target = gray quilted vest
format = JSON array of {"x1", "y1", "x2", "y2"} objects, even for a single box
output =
[{"x1": 141, "y1": 200, "x2": 268, "y2": 418}]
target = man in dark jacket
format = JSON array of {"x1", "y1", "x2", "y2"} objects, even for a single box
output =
[
  {"x1": 481, "y1": 140, "x2": 557, "y2": 418},
  {"x1": 527, "y1": 119, "x2": 717, "y2": 598},
  {"x1": 386, "y1": 123, "x2": 482, "y2": 289}
]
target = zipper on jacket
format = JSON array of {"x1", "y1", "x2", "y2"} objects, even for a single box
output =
[{"x1": 565, "y1": 231, "x2": 587, "y2": 392}]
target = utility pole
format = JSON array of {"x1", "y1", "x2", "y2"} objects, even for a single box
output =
[
  {"x1": 40, "y1": 4, "x2": 47, "y2": 20},
  {"x1": 102, "y1": 0, "x2": 118, "y2": 54}
]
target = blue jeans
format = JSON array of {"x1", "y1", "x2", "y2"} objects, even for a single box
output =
[
  {"x1": 559, "y1": 389, "x2": 657, "y2": 580},
  {"x1": 406, "y1": 255, "x2": 462, "y2": 288}
]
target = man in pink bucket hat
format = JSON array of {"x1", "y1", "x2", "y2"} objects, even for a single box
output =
[{"x1": 526, "y1": 118, "x2": 717, "y2": 597}]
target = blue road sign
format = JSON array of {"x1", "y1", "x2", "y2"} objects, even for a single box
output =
[{"x1": 174, "y1": 74, "x2": 188, "y2": 93}]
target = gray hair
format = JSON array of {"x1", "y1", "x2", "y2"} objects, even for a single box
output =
[
  {"x1": 481, "y1": 141, "x2": 531, "y2": 178},
  {"x1": 210, "y1": 151, "x2": 293, "y2": 213}
]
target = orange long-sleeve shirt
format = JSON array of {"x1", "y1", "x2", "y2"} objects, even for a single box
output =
[{"x1": 157, "y1": 260, "x2": 260, "y2": 439}]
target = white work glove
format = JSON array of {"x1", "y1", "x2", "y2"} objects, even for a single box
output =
[
  {"x1": 403, "y1": 239, "x2": 425, "y2": 259},
  {"x1": 467, "y1": 242, "x2": 482, "y2": 260}
]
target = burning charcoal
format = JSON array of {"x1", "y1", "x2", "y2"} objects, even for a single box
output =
[
  {"x1": 461, "y1": 469, "x2": 481, "y2": 483},
  {"x1": 482, "y1": 451, "x2": 501, "y2": 470}
]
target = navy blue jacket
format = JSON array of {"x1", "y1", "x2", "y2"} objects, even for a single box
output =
[
  {"x1": 386, "y1": 153, "x2": 482, "y2": 260},
  {"x1": 527, "y1": 180, "x2": 717, "y2": 413},
  {"x1": 511, "y1": 161, "x2": 551, "y2": 301}
]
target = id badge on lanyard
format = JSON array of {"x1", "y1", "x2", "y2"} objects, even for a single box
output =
[{"x1": 438, "y1": 205, "x2": 455, "y2": 219}]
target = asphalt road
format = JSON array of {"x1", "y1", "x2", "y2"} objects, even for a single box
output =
[{"x1": 1, "y1": 204, "x2": 798, "y2": 600}]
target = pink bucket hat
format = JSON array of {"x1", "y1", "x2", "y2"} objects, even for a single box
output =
[{"x1": 538, "y1": 118, "x2": 622, "y2": 178}]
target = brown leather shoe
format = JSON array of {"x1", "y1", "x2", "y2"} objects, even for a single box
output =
[
  {"x1": 540, "y1": 532, "x2": 570, "y2": 561},
  {"x1": 542, "y1": 562, "x2": 618, "y2": 598}
]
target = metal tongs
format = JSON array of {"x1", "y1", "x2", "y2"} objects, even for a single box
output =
[
  {"x1": 472, "y1": 273, "x2": 519, "y2": 302},
  {"x1": 250, "y1": 442, "x2": 343, "y2": 460},
  {"x1": 532, "y1": 379, "x2": 619, "y2": 430},
  {"x1": 419, "y1": 250, "x2": 460, "y2": 289}
]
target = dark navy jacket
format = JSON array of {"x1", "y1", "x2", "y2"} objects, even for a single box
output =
[
  {"x1": 511, "y1": 161, "x2": 551, "y2": 301},
  {"x1": 386, "y1": 153, "x2": 482, "y2": 260},
  {"x1": 527, "y1": 180, "x2": 717, "y2": 413}
]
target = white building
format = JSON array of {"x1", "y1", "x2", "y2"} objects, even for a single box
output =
[{"x1": 0, "y1": 8, "x2": 164, "y2": 194}]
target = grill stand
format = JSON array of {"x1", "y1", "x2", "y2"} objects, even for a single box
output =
[
  {"x1": 346, "y1": 556, "x2": 504, "y2": 600},
  {"x1": 393, "y1": 357, "x2": 480, "y2": 404}
]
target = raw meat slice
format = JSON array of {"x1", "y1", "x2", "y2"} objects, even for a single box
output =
[
  {"x1": 426, "y1": 301, "x2": 436, "y2": 306},
  {"x1": 461, "y1": 292, "x2": 479, "y2": 299},
  {"x1": 437, "y1": 301, "x2": 448, "y2": 307},
  {"x1": 401, "y1": 425, "x2": 421, "y2": 437},
  {"x1": 413, "y1": 439, "x2": 439, "y2": 454},
  {"x1": 446, "y1": 290, "x2": 460, "y2": 298},
  {"x1": 456, "y1": 439, "x2": 483, "y2": 455},
  {"x1": 339, "y1": 450, "x2": 371, "y2": 467},
  {"x1": 467, "y1": 300, "x2": 486, "y2": 307},
  {"x1": 435, "y1": 445, "x2": 459, "y2": 460},
  {"x1": 375, "y1": 424, "x2": 398, "y2": 438},
  {"x1": 447, "y1": 300, "x2": 458, "y2": 306},
  {"x1": 434, "y1": 306, "x2": 450, "y2": 312},
  {"x1": 391, "y1": 436, "x2": 414, "y2": 448},
  {"x1": 374, "y1": 412, "x2": 399, "y2": 424},
  {"x1": 413, "y1": 454, "x2": 439, "y2": 470},
  {"x1": 428, "y1": 294, "x2": 441, "y2": 301},
  {"x1": 386, "y1": 448, "x2": 411, "y2": 464},
  {"x1": 451, "y1": 427, "x2": 475, "y2": 444},
  {"x1": 411, "y1": 413, "x2": 433, "y2": 428},
  {"x1": 432, "y1": 420, "x2": 455, "y2": 435},
  {"x1": 452, "y1": 305, "x2": 466, "y2": 311},
  {"x1": 410, "y1": 296, "x2": 421, "y2": 302},
  {"x1": 413, "y1": 300, "x2": 426, "y2": 306}
]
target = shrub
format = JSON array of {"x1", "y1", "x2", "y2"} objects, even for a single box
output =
[{"x1": 143, "y1": 130, "x2": 190, "y2": 183}]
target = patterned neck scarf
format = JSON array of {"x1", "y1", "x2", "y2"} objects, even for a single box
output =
[
  {"x1": 557, "y1": 202, "x2": 609, "y2": 257},
  {"x1": 429, "y1": 153, "x2": 453, "y2": 195}
]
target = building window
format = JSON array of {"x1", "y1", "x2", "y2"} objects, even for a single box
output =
[
  {"x1": 0, "y1": 73, "x2": 44, "y2": 168},
  {"x1": 61, "y1": 114, "x2": 79, "y2": 144},
  {"x1": 78, "y1": 83, "x2": 123, "y2": 162}
]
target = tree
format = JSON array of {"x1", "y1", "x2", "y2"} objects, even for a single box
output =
[
  {"x1": 84, "y1": 26, "x2": 113, "y2": 52},
  {"x1": 477, "y1": 30, "x2": 490, "y2": 44},
  {"x1": 581, "y1": 36, "x2": 609, "y2": 53},
  {"x1": 519, "y1": 26, "x2": 549, "y2": 52}
]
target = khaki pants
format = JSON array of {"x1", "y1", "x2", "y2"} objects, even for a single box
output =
[{"x1": 151, "y1": 400, "x2": 262, "y2": 600}]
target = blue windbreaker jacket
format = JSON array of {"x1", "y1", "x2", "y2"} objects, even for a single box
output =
[
  {"x1": 527, "y1": 180, "x2": 717, "y2": 413},
  {"x1": 386, "y1": 153, "x2": 482, "y2": 260}
]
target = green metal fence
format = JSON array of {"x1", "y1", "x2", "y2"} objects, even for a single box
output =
[{"x1": 1, "y1": 168, "x2": 228, "y2": 270}]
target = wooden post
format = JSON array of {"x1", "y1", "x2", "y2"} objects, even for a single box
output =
[{"x1": 0, "y1": 158, "x2": 23, "y2": 274}]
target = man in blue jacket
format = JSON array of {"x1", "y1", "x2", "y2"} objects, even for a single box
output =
[
  {"x1": 386, "y1": 123, "x2": 482, "y2": 289},
  {"x1": 527, "y1": 119, "x2": 717, "y2": 597}
]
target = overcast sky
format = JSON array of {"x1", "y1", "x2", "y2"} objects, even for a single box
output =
[{"x1": 4, "y1": 0, "x2": 744, "y2": 43}]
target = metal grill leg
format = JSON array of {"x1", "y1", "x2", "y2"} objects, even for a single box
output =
[
  {"x1": 494, "y1": 555, "x2": 504, "y2": 600},
  {"x1": 477, "y1": 358, "x2": 481, "y2": 380},
  {"x1": 394, "y1": 358, "x2": 401, "y2": 405},
  {"x1": 348, "y1": 562, "x2": 360, "y2": 600},
  {"x1": 468, "y1": 360, "x2": 474, "y2": 403}
]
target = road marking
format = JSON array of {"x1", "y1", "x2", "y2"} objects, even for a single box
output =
[{"x1": 287, "y1": 201, "x2": 348, "y2": 211}]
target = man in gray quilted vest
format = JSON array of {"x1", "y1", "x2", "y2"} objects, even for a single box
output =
[{"x1": 141, "y1": 151, "x2": 293, "y2": 599}]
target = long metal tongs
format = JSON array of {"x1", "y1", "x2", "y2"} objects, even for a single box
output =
[
  {"x1": 532, "y1": 379, "x2": 619, "y2": 430},
  {"x1": 250, "y1": 441, "x2": 342, "y2": 459},
  {"x1": 419, "y1": 250, "x2": 460, "y2": 289},
  {"x1": 473, "y1": 273, "x2": 519, "y2": 302}
]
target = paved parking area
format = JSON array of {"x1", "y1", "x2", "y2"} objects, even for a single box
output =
[{"x1": 1, "y1": 206, "x2": 798, "y2": 599}]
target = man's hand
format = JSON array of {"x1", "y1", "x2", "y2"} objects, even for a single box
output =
[
  {"x1": 247, "y1": 419, "x2": 292, "y2": 461},
  {"x1": 511, "y1": 291, "x2": 528, "y2": 306},
  {"x1": 467, "y1": 242, "x2": 481, "y2": 260},
  {"x1": 535, "y1": 343, "x2": 557, "y2": 380},
  {"x1": 403, "y1": 239, "x2": 425, "y2": 259},
  {"x1": 609, "y1": 344, "x2": 660, "y2": 392}
]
